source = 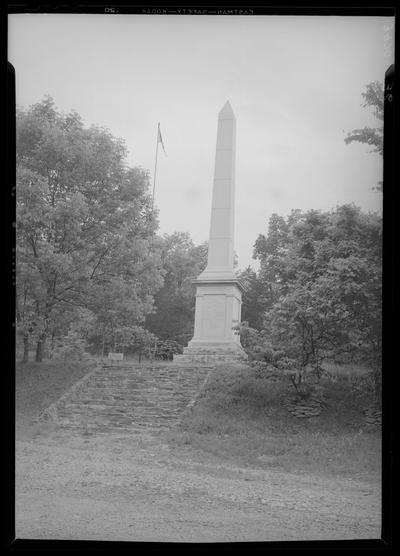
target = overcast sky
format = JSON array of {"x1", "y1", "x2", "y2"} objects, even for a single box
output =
[{"x1": 8, "y1": 14, "x2": 394, "y2": 270}]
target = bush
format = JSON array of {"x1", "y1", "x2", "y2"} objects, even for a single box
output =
[
  {"x1": 52, "y1": 330, "x2": 94, "y2": 364},
  {"x1": 154, "y1": 339, "x2": 183, "y2": 360},
  {"x1": 349, "y1": 372, "x2": 381, "y2": 406}
]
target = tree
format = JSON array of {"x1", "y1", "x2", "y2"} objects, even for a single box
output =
[
  {"x1": 146, "y1": 232, "x2": 208, "y2": 345},
  {"x1": 345, "y1": 81, "x2": 384, "y2": 191},
  {"x1": 16, "y1": 96, "x2": 164, "y2": 361},
  {"x1": 237, "y1": 213, "x2": 294, "y2": 330},
  {"x1": 237, "y1": 267, "x2": 269, "y2": 330},
  {"x1": 247, "y1": 205, "x2": 382, "y2": 395},
  {"x1": 345, "y1": 81, "x2": 383, "y2": 155}
]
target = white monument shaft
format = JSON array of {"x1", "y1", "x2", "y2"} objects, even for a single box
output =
[
  {"x1": 175, "y1": 102, "x2": 247, "y2": 365},
  {"x1": 199, "y1": 101, "x2": 236, "y2": 280}
]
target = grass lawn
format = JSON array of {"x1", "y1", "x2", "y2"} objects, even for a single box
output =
[
  {"x1": 167, "y1": 363, "x2": 381, "y2": 481},
  {"x1": 15, "y1": 358, "x2": 96, "y2": 429}
]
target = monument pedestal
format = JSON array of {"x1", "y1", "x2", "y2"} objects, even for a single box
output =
[{"x1": 174, "y1": 279, "x2": 248, "y2": 365}]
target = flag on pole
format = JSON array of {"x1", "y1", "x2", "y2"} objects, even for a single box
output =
[{"x1": 157, "y1": 123, "x2": 166, "y2": 155}]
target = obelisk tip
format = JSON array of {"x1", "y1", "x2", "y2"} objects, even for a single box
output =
[{"x1": 219, "y1": 100, "x2": 235, "y2": 118}]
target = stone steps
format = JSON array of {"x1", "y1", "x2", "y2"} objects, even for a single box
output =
[{"x1": 40, "y1": 363, "x2": 213, "y2": 433}]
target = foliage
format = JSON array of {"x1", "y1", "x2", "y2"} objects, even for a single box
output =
[
  {"x1": 153, "y1": 339, "x2": 183, "y2": 360},
  {"x1": 146, "y1": 232, "x2": 207, "y2": 344},
  {"x1": 239, "y1": 213, "x2": 292, "y2": 328},
  {"x1": 237, "y1": 268, "x2": 270, "y2": 330},
  {"x1": 233, "y1": 322, "x2": 273, "y2": 361},
  {"x1": 244, "y1": 205, "x2": 382, "y2": 397},
  {"x1": 16, "y1": 96, "x2": 164, "y2": 361},
  {"x1": 344, "y1": 81, "x2": 383, "y2": 155},
  {"x1": 100, "y1": 325, "x2": 157, "y2": 357},
  {"x1": 344, "y1": 81, "x2": 384, "y2": 190},
  {"x1": 52, "y1": 329, "x2": 94, "y2": 364}
]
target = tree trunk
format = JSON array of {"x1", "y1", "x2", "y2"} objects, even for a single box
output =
[
  {"x1": 35, "y1": 334, "x2": 46, "y2": 362},
  {"x1": 49, "y1": 330, "x2": 55, "y2": 360},
  {"x1": 21, "y1": 333, "x2": 29, "y2": 364}
]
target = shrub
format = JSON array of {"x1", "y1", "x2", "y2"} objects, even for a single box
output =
[
  {"x1": 154, "y1": 339, "x2": 183, "y2": 360},
  {"x1": 52, "y1": 330, "x2": 94, "y2": 364}
]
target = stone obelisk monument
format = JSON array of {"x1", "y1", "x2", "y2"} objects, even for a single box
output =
[{"x1": 174, "y1": 101, "x2": 247, "y2": 364}]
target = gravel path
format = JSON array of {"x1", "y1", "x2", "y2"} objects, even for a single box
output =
[{"x1": 15, "y1": 428, "x2": 381, "y2": 543}]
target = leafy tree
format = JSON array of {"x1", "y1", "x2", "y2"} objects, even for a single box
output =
[
  {"x1": 237, "y1": 267, "x2": 269, "y2": 330},
  {"x1": 16, "y1": 96, "x2": 164, "y2": 361},
  {"x1": 344, "y1": 81, "x2": 383, "y2": 156},
  {"x1": 103, "y1": 325, "x2": 157, "y2": 361},
  {"x1": 245, "y1": 205, "x2": 382, "y2": 396},
  {"x1": 52, "y1": 328, "x2": 94, "y2": 365},
  {"x1": 345, "y1": 81, "x2": 384, "y2": 191},
  {"x1": 253, "y1": 213, "x2": 289, "y2": 280},
  {"x1": 153, "y1": 339, "x2": 183, "y2": 361},
  {"x1": 237, "y1": 214, "x2": 293, "y2": 330},
  {"x1": 146, "y1": 232, "x2": 207, "y2": 345}
]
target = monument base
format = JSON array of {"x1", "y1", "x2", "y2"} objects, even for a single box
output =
[
  {"x1": 173, "y1": 277, "x2": 248, "y2": 366},
  {"x1": 173, "y1": 341, "x2": 248, "y2": 366}
]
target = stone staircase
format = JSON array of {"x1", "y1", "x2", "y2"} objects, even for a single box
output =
[{"x1": 40, "y1": 363, "x2": 213, "y2": 434}]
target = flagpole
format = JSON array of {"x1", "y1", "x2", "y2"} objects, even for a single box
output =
[{"x1": 151, "y1": 122, "x2": 160, "y2": 215}]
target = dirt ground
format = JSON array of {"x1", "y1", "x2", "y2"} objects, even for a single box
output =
[{"x1": 15, "y1": 422, "x2": 381, "y2": 543}]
